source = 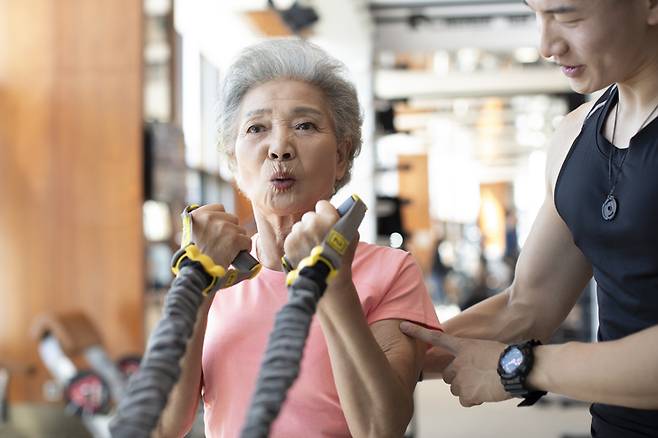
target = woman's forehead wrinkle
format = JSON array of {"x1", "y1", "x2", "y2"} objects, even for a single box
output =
[{"x1": 244, "y1": 108, "x2": 271, "y2": 118}]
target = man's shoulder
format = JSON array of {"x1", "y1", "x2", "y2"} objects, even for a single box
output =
[
  {"x1": 554, "y1": 100, "x2": 597, "y2": 148},
  {"x1": 545, "y1": 100, "x2": 597, "y2": 191}
]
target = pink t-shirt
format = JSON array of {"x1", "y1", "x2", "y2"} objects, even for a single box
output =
[{"x1": 201, "y1": 239, "x2": 441, "y2": 438}]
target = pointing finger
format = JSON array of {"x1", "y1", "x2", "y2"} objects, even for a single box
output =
[{"x1": 399, "y1": 322, "x2": 463, "y2": 354}]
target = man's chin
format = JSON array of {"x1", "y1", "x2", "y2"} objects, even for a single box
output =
[{"x1": 568, "y1": 77, "x2": 610, "y2": 96}]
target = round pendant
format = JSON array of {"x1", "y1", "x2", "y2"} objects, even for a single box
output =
[{"x1": 602, "y1": 195, "x2": 617, "y2": 221}]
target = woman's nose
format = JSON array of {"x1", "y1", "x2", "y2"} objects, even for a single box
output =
[
  {"x1": 269, "y1": 150, "x2": 294, "y2": 160},
  {"x1": 268, "y1": 130, "x2": 296, "y2": 161}
]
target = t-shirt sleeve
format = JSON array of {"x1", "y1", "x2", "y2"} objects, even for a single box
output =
[{"x1": 365, "y1": 251, "x2": 441, "y2": 330}]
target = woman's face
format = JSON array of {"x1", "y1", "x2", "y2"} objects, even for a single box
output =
[
  {"x1": 527, "y1": 0, "x2": 657, "y2": 93},
  {"x1": 233, "y1": 79, "x2": 347, "y2": 218}
]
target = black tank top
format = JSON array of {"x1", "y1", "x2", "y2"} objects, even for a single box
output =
[{"x1": 555, "y1": 85, "x2": 658, "y2": 437}]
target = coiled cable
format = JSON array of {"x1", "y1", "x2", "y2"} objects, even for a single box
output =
[{"x1": 109, "y1": 264, "x2": 210, "y2": 437}]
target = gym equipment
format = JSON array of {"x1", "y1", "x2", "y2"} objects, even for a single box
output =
[
  {"x1": 0, "y1": 366, "x2": 8, "y2": 425},
  {"x1": 110, "y1": 195, "x2": 365, "y2": 438},
  {"x1": 172, "y1": 204, "x2": 262, "y2": 293},
  {"x1": 241, "y1": 195, "x2": 366, "y2": 437},
  {"x1": 33, "y1": 312, "x2": 139, "y2": 438},
  {"x1": 110, "y1": 204, "x2": 262, "y2": 437},
  {"x1": 116, "y1": 355, "x2": 141, "y2": 379},
  {"x1": 0, "y1": 362, "x2": 37, "y2": 430},
  {"x1": 64, "y1": 370, "x2": 112, "y2": 417}
]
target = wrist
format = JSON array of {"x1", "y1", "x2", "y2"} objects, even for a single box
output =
[
  {"x1": 497, "y1": 340, "x2": 547, "y2": 406},
  {"x1": 526, "y1": 343, "x2": 564, "y2": 394},
  {"x1": 328, "y1": 268, "x2": 353, "y2": 289},
  {"x1": 318, "y1": 277, "x2": 357, "y2": 313}
]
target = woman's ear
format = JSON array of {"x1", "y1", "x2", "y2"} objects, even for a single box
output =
[{"x1": 335, "y1": 141, "x2": 350, "y2": 182}]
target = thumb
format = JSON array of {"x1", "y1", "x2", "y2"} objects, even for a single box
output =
[
  {"x1": 399, "y1": 322, "x2": 462, "y2": 354},
  {"x1": 316, "y1": 200, "x2": 340, "y2": 222}
]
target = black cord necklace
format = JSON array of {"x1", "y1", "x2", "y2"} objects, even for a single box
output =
[{"x1": 602, "y1": 98, "x2": 658, "y2": 221}]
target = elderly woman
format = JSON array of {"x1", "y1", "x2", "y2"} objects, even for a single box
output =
[{"x1": 157, "y1": 39, "x2": 440, "y2": 438}]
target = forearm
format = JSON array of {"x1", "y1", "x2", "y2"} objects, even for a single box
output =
[
  {"x1": 154, "y1": 298, "x2": 211, "y2": 438},
  {"x1": 530, "y1": 325, "x2": 658, "y2": 409},
  {"x1": 318, "y1": 284, "x2": 412, "y2": 438},
  {"x1": 444, "y1": 289, "x2": 535, "y2": 343}
]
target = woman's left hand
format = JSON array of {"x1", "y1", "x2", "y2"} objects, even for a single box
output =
[{"x1": 284, "y1": 200, "x2": 357, "y2": 286}]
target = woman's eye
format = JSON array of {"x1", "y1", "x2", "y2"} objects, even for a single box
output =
[
  {"x1": 296, "y1": 122, "x2": 315, "y2": 131},
  {"x1": 246, "y1": 125, "x2": 264, "y2": 134}
]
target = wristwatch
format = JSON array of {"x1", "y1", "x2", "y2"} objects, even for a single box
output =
[{"x1": 497, "y1": 339, "x2": 547, "y2": 407}]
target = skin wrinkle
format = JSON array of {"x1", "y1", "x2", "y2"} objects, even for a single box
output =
[{"x1": 234, "y1": 80, "x2": 346, "y2": 222}]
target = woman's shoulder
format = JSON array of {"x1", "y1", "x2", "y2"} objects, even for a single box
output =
[
  {"x1": 351, "y1": 242, "x2": 431, "y2": 316},
  {"x1": 354, "y1": 242, "x2": 417, "y2": 272},
  {"x1": 355, "y1": 241, "x2": 409, "y2": 258}
]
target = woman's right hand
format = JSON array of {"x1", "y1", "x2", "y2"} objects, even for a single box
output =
[{"x1": 189, "y1": 204, "x2": 252, "y2": 269}]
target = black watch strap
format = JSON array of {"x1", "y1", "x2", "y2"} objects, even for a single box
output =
[
  {"x1": 498, "y1": 339, "x2": 547, "y2": 407},
  {"x1": 517, "y1": 390, "x2": 547, "y2": 407}
]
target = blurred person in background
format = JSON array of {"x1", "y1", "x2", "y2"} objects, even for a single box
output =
[
  {"x1": 401, "y1": 1, "x2": 658, "y2": 437},
  {"x1": 503, "y1": 209, "x2": 520, "y2": 274},
  {"x1": 458, "y1": 254, "x2": 491, "y2": 311},
  {"x1": 429, "y1": 220, "x2": 452, "y2": 304}
]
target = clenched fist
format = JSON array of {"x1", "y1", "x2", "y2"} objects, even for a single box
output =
[
  {"x1": 189, "y1": 204, "x2": 252, "y2": 269},
  {"x1": 283, "y1": 200, "x2": 357, "y2": 287}
]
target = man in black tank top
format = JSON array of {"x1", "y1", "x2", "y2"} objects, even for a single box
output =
[{"x1": 399, "y1": 1, "x2": 658, "y2": 437}]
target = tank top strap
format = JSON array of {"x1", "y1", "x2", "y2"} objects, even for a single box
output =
[{"x1": 585, "y1": 84, "x2": 617, "y2": 122}]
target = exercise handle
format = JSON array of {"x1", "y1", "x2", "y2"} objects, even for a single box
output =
[
  {"x1": 233, "y1": 251, "x2": 260, "y2": 272},
  {"x1": 331, "y1": 194, "x2": 367, "y2": 257},
  {"x1": 173, "y1": 205, "x2": 261, "y2": 292}
]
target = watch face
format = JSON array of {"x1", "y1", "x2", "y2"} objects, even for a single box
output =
[{"x1": 501, "y1": 346, "x2": 524, "y2": 374}]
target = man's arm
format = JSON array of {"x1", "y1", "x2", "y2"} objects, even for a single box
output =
[
  {"x1": 401, "y1": 323, "x2": 658, "y2": 409},
  {"x1": 413, "y1": 103, "x2": 596, "y2": 379},
  {"x1": 531, "y1": 324, "x2": 658, "y2": 409}
]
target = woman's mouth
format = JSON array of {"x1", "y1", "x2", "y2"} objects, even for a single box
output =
[
  {"x1": 270, "y1": 173, "x2": 296, "y2": 191},
  {"x1": 560, "y1": 64, "x2": 585, "y2": 78}
]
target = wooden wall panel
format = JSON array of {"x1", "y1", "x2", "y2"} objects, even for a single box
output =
[
  {"x1": 398, "y1": 154, "x2": 432, "y2": 273},
  {"x1": 0, "y1": 0, "x2": 144, "y2": 401},
  {"x1": 479, "y1": 182, "x2": 512, "y2": 255},
  {"x1": 398, "y1": 154, "x2": 431, "y2": 232}
]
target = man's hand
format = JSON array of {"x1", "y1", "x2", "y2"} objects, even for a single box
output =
[
  {"x1": 190, "y1": 204, "x2": 252, "y2": 269},
  {"x1": 400, "y1": 322, "x2": 511, "y2": 407}
]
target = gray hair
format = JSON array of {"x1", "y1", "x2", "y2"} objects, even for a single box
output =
[{"x1": 218, "y1": 38, "x2": 363, "y2": 191}]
